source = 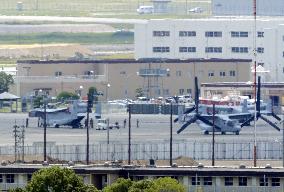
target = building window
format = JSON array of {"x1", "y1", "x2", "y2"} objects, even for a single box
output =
[
  {"x1": 232, "y1": 47, "x2": 249, "y2": 53},
  {"x1": 153, "y1": 31, "x2": 170, "y2": 37},
  {"x1": 257, "y1": 47, "x2": 264, "y2": 53},
  {"x1": 220, "y1": 71, "x2": 226, "y2": 77},
  {"x1": 205, "y1": 47, "x2": 222, "y2": 53},
  {"x1": 176, "y1": 70, "x2": 182, "y2": 76},
  {"x1": 203, "y1": 177, "x2": 212, "y2": 185},
  {"x1": 229, "y1": 70, "x2": 236, "y2": 76},
  {"x1": 179, "y1": 47, "x2": 196, "y2": 53},
  {"x1": 179, "y1": 31, "x2": 196, "y2": 37},
  {"x1": 0, "y1": 174, "x2": 3, "y2": 183},
  {"x1": 6, "y1": 174, "x2": 15, "y2": 183},
  {"x1": 55, "y1": 71, "x2": 62, "y2": 76},
  {"x1": 153, "y1": 47, "x2": 170, "y2": 53},
  {"x1": 257, "y1": 31, "x2": 264, "y2": 37},
  {"x1": 163, "y1": 89, "x2": 169, "y2": 95},
  {"x1": 205, "y1": 31, "x2": 222, "y2": 37},
  {"x1": 208, "y1": 71, "x2": 214, "y2": 77},
  {"x1": 224, "y1": 177, "x2": 233, "y2": 186},
  {"x1": 271, "y1": 178, "x2": 280, "y2": 186},
  {"x1": 192, "y1": 177, "x2": 200, "y2": 185},
  {"x1": 239, "y1": 177, "x2": 247, "y2": 186},
  {"x1": 259, "y1": 177, "x2": 268, "y2": 186},
  {"x1": 27, "y1": 174, "x2": 32, "y2": 182},
  {"x1": 179, "y1": 89, "x2": 184, "y2": 95},
  {"x1": 231, "y1": 31, "x2": 248, "y2": 37}
]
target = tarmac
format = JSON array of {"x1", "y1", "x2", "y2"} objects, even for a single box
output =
[{"x1": 2, "y1": 112, "x2": 282, "y2": 146}]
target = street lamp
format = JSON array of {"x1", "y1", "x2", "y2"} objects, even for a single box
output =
[
  {"x1": 79, "y1": 85, "x2": 83, "y2": 99},
  {"x1": 106, "y1": 83, "x2": 110, "y2": 101}
]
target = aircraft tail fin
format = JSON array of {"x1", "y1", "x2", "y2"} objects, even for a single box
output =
[
  {"x1": 242, "y1": 99, "x2": 248, "y2": 113},
  {"x1": 68, "y1": 100, "x2": 79, "y2": 118}
]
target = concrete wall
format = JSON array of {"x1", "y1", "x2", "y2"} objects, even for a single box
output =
[{"x1": 134, "y1": 18, "x2": 284, "y2": 82}]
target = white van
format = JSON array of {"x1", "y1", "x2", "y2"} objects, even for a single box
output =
[{"x1": 137, "y1": 6, "x2": 154, "y2": 14}]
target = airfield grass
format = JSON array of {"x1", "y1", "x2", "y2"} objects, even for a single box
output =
[{"x1": 0, "y1": 32, "x2": 134, "y2": 45}]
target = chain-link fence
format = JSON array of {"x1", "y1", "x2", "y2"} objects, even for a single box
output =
[{"x1": 0, "y1": 139, "x2": 283, "y2": 162}]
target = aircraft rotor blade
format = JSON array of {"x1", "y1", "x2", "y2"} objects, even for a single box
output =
[
  {"x1": 241, "y1": 116, "x2": 255, "y2": 127},
  {"x1": 174, "y1": 106, "x2": 196, "y2": 123},
  {"x1": 259, "y1": 115, "x2": 281, "y2": 131},
  {"x1": 184, "y1": 106, "x2": 196, "y2": 114},
  {"x1": 271, "y1": 112, "x2": 282, "y2": 121},
  {"x1": 177, "y1": 116, "x2": 197, "y2": 134},
  {"x1": 197, "y1": 115, "x2": 222, "y2": 130}
]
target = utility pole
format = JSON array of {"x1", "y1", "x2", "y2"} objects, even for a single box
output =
[
  {"x1": 128, "y1": 104, "x2": 131, "y2": 165},
  {"x1": 253, "y1": 0, "x2": 257, "y2": 167},
  {"x1": 43, "y1": 97, "x2": 47, "y2": 162},
  {"x1": 212, "y1": 103, "x2": 215, "y2": 166},
  {"x1": 170, "y1": 102, "x2": 173, "y2": 166},
  {"x1": 86, "y1": 93, "x2": 92, "y2": 165}
]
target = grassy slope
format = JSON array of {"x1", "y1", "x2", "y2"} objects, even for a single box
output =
[
  {"x1": 0, "y1": 32, "x2": 134, "y2": 44},
  {"x1": 0, "y1": 0, "x2": 211, "y2": 17}
]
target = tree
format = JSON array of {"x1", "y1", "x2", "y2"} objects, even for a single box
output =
[
  {"x1": 103, "y1": 178, "x2": 132, "y2": 192},
  {"x1": 103, "y1": 177, "x2": 185, "y2": 192},
  {"x1": 150, "y1": 177, "x2": 186, "y2": 192},
  {"x1": 57, "y1": 91, "x2": 79, "y2": 101},
  {"x1": 135, "y1": 88, "x2": 144, "y2": 98},
  {"x1": 10, "y1": 166, "x2": 99, "y2": 192},
  {"x1": 129, "y1": 179, "x2": 155, "y2": 192},
  {"x1": 0, "y1": 71, "x2": 14, "y2": 93}
]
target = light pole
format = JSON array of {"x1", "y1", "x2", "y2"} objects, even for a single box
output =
[
  {"x1": 39, "y1": 89, "x2": 47, "y2": 162},
  {"x1": 170, "y1": 102, "x2": 173, "y2": 166},
  {"x1": 79, "y1": 85, "x2": 83, "y2": 99},
  {"x1": 106, "y1": 83, "x2": 110, "y2": 102},
  {"x1": 251, "y1": 65, "x2": 270, "y2": 167},
  {"x1": 282, "y1": 111, "x2": 284, "y2": 167},
  {"x1": 128, "y1": 104, "x2": 132, "y2": 165}
]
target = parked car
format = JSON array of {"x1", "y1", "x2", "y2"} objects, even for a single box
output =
[
  {"x1": 188, "y1": 7, "x2": 203, "y2": 13},
  {"x1": 137, "y1": 6, "x2": 154, "y2": 14}
]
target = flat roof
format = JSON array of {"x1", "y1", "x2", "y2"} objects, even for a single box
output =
[
  {"x1": 2, "y1": 164, "x2": 284, "y2": 177},
  {"x1": 201, "y1": 82, "x2": 284, "y2": 88},
  {"x1": 17, "y1": 58, "x2": 252, "y2": 65}
]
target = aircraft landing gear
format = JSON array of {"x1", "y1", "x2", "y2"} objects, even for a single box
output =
[
  {"x1": 204, "y1": 131, "x2": 209, "y2": 135},
  {"x1": 221, "y1": 132, "x2": 226, "y2": 135},
  {"x1": 235, "y1": 131, "x2": 239, "y2": 135}
]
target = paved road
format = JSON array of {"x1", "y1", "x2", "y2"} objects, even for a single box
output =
[
  {"x1": 0, "y1": 24, "x2": 115, "y2": 34},
  {"x1": 0, "y1": 16, "x2": 147, "y2": 24},
  {"x1": 1, "y1": 113, "x2": 282, "y2": 146}
]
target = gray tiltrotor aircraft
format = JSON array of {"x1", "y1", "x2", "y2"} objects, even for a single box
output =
[
  {"x1": 29, "y1": 101, "x2": 87, "y2": 128},
  {"x1": 175, "y1": 76, "x2": 282, "y2": 135}
]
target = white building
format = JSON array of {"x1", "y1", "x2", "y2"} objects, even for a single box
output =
[
  {"x1": 134, "y1": 17, "x2": 284, "y2": 82},
  {"x1": 212, "y1": 0, "x2": 284, "y2": 16}
]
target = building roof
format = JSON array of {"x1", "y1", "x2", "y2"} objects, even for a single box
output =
[
  {"x1": 17, "y1": 58, "x2": 252, "y2": 65},
  {"x1": 0, "y1": 92, "x2": 20, "y2": 100},
  {"x1": 2, "y1": 164, "x2": 284, "y2": 177},
  {"x1": 201, "y1": 82, "x2": 284, "y2": 88}
]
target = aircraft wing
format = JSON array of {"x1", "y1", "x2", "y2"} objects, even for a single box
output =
[
  {"x1": 29, "y1": 107, "x2": 68, "y2": 117},
  {"x1": 225, "y1": 113, "x2": 252, "y2": 121}
]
